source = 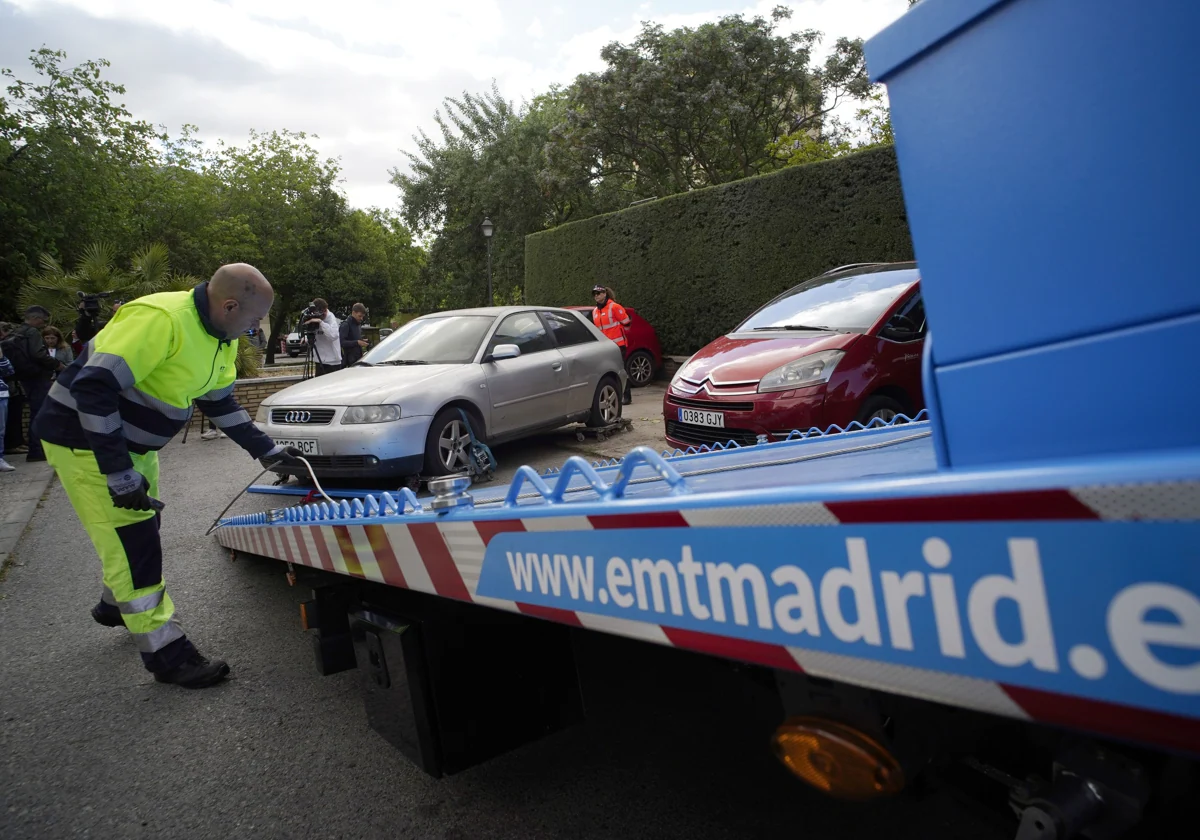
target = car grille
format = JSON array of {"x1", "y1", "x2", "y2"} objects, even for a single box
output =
[
  {"x1": 271, "y1": 408, "x2": 336, "y2": 425},
  {"x1": 666, "y1": 394, "x2": 755, "y2": 412},
  {"x1": 666, "y1": 421, "x2": 759, "y2": 448},
  {"x1": 292, "y1": 455, "x2": 373, "y2": 470}
]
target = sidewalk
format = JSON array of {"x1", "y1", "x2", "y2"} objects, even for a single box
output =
[{"x1": 0, "y1": 454, "x2": 55, "y2": 573}]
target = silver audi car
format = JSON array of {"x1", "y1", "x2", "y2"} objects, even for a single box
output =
[{"x1": 255, "y1": 306, "x2": 628, "y2": 479}]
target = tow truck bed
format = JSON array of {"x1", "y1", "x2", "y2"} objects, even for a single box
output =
[{"x1": 214, "y1": 419, "x2": 1200, "y2": 757}]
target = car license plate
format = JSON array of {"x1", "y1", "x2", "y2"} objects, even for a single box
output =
[
  {"x1": 678, "y1": 407, "x2": 725, "y2": 428},
  {"x1": 273, "y1": 438, "x2": 320, "y2": 455}
]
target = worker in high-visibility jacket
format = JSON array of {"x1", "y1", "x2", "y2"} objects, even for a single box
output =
[
  {"x1": 32, "y1": 263, "x2": 304, "y2": 688},
  {"x1": 591, "y1": 284, "x2": 633, "y2": 405}
]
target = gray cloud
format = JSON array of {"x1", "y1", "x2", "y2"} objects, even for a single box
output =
[{"x1": 0, "y1": 3, "x2": 433, "y2": 209}]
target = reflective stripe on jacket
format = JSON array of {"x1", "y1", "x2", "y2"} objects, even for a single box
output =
[
  {"x1": 34, "y1": 283, "x2": 275, "y2": 475},
  {"x1": 592, "y1": 299, "x2": 629, "y2": 346}
]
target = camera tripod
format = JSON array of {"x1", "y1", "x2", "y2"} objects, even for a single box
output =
[{"x1": 300, "y1": 328, "x2": 327, "y2": 381}]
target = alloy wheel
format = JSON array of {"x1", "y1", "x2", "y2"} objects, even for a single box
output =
[
  {"x1": 868, "y1": 407, "x2": 898, "y2": 424},
  {"x1": 599, "y1": 384, "x2": 620, "y2": 424},
  {"x1": 627, "y1": 352, "x2": 653, "y2": 385},
  {"x1": 438, "y1": 419, "x2": 471, "y2": 471}
]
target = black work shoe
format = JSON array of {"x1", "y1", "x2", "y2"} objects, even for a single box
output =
[
  {"x1": 154, "y1": 653, "x2": 231, "y2": 688},
  {"x1": 91, "y1": 603, "x2": 124, "y2": 628}
]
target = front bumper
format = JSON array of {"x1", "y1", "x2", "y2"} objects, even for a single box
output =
[
  {"x1": 662, "y1": 386, "x2": 827, "y2": 449},
  {"x1": 257, "y1": 412, "x2": 431, "y2": 478}
]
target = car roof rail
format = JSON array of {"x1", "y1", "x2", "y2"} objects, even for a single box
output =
[{"x1": 820, "y1": 262, "x2": 888, "y2": 276}]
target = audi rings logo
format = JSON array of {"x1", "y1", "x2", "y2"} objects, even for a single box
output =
[{"x1": 284, "y1": 410, "x2": 312, "y2": 424}]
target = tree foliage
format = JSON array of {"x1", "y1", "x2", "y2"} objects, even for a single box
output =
[
  {"x1": 393, "y1": 86, "x2": 594, "y2": 312},
  {"x1": 394, "y1": 7, "x2": 884, "y2": 312},
  {"x1": 550, "y1": 7, "x2": 870, "y2": 199},
  {"x1": 0, "y1": 48, "x2": 425, "y2": 367},
  {"x1": 18, "y1": 241, "x2": 198, "y2": 325},
  {"x1": 0, "y1": 48, "x2": 159, "y2": 317}
]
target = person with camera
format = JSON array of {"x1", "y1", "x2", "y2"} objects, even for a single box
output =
[
  {"x1": 75, "y1": 297, "x2": 122, "y2": 344},
  {"x1": 339, "y1": 302, "x2": 369, "y2": 368},
  {"x1": 303, "y1": 298, "x2": 342, "y2": 375},
  {"x1": 32, "y1": 263, "x2": 306, "y2": 689}
]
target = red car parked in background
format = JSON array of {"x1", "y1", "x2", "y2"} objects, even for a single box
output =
[
  {"x1": 663, "y1": 263, "x2": 926, "y2": 449},
  {"x1": 567, "y1": 305, "x2": 663, "y2": 387}
]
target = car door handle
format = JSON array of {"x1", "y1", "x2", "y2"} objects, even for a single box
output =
[{"x1": 551, "y1": 362, "x2": 563, "y2": 371}]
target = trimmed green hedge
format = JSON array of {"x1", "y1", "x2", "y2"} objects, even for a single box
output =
[{"x1": 525, "y1": 146, "x2": 914, "y2": 356}]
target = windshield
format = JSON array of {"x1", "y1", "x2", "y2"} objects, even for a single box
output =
[
  {"x1": 737, "y1": 268, "x2": 919, "y2": 334},
  {"x1": 361, "y1": 315, "x2": 494, "y2": 365}
]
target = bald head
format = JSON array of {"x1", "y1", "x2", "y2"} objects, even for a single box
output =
[{"x1": 207, "y1": 263, "x2": 274, "y2": 338}]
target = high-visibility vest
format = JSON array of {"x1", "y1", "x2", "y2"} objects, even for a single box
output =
[
  {"x1": 593, "y1": 299, "x2": 629, "y2": 347},
  {"x1": 35, "y1": 284, "x2": 273, "y2": 475}
]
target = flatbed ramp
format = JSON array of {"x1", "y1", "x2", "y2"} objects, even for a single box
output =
[{"x1": 214, "y1": 419, "x2": 1200, "y2": 757}]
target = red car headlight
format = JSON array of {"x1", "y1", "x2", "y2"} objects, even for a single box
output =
[{"x1": 758, "y1": 350, "x2": 845, "y2": 393}]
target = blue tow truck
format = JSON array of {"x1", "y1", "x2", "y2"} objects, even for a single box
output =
[{"x1": 215, "y1": 1, "x2": 1199, "y2": 836}]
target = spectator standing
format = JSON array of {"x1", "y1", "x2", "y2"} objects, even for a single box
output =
[
  {"x1": 43, "y1": 326, "x2": 74, "y2": 371},
  {"x1": 0, "y1": 339, "x2": 14, "y2": 471},
  {"x1": 0, "y1": 322, "x2": 24, "y2": 454},
  {"x1": 339, "y1": 303, "x2": 369, "y2": 368},
  {"x1": 7, "y1": 306, "x2": 59, "y2": 461}
]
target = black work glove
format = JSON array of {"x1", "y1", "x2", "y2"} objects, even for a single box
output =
[
  {"x1": 107, "y1": 470, "x2": 153, "y2": 511},
  {"x1": 260, "y1": 444, "x2": 305, "y2": 470}
]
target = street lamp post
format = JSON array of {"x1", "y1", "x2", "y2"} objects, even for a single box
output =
[{"x1": 481, "y1": 217, "x2": 494, "y2": 305}]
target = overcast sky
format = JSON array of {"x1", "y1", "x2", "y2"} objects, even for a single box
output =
[{"x1": 0, "y1": 0, "x2": 909, "y2": 211}]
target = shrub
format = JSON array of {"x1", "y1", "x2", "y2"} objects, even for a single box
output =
[{"x1": 525, "y1": 146, "x2": 913, "y2": 355}]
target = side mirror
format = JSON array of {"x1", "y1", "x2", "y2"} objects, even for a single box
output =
[{"x1": 487, "y1": 343, "x2": 521, "y2": 362}]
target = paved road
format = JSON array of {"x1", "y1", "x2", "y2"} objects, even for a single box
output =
[{"x1": 0, "y1": 408, "x2": 1005, "y2": 839}]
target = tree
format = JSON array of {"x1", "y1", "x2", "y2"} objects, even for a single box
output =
[
  {"x1": 205, "y1": 129, "x2": 347, "y2": 361},
  {"x1": 393, "y1": 86, "x2": 586, "y2": 311},
  {"x1": 0, "y1": 48, "x2": 160, "y2": 318},
  {"x1": 18, "y1": 241, "x2": 199, "y2": 327},
  {"x1": 547, "y1": 7, "x2": 871, "y2": 201}
]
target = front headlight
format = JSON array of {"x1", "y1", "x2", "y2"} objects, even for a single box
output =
[
  {"x1": 255, "y1": 404, "x2": 269, "y2": 423},
  {"x1": 758, "y1": 350, "x2": 845, "y2": 393},
  {"x1": 341, "y1": 405, "x2": 402, "y2": 424}
]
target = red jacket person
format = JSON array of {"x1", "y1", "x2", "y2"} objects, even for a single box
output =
[{"x1": 591, "y1": 284, "x2": 633, "y2": 405}]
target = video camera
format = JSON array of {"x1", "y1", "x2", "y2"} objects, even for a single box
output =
[
  {"x1": 299, "y1": 303, "x2": 324, "y2": 336},
  {"x1": 77, "y1": 290, "x2": 114, "y2": 317}
]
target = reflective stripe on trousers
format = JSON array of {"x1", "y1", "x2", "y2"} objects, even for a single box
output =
[{"x1": 43, "y1": 442, "x2": 195, "y2": 672}]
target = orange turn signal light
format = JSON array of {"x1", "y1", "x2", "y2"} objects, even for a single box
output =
[{"x1": 771, "y1": 716, "x2": 905, "y2": 800}]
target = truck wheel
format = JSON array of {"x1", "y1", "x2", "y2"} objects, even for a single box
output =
[
  {"x1": 424, "y1": 408, "x2": 478, "y2": 476},
  {"x1": 625, "y1": 350, "x2": 655, "y2": 387},
  {"x1": 855, "y1": 395, "x2": 906, "y2": 426},
  {"x1": 587, "y1": 377, "x2": 622, "y2": 427}
]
